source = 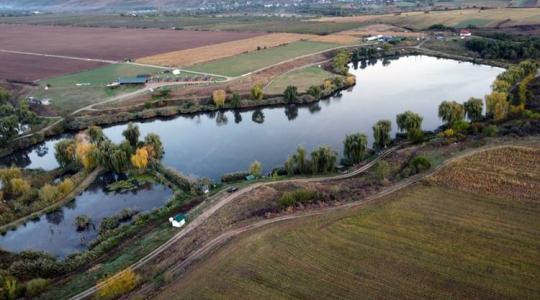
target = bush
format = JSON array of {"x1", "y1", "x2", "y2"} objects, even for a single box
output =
[
  {"x1": 483, "y1": 124, "x2": 499, "y2": 137},
  {"x1": 57, "y1": 178, "x2": 75, "y2": 195},
  {"x1": 407, "y1": 128, "x2": 425, "y2": 143},
  {"x1": 279, "y1": 189, "x2": 319, "y2": 209},
  {"x1": 97, "y1": 267, "x2": 139, "y2": 300},
  {"x1": 374, "y1": 161, "x2": 391, "y2": 181},
  {"x1": 38, "y1": 184, "x2": 59, "y2": 203},
  {"x1": 410, "y1": 156, "x2": 431, "y2": 173},
  {"x1": 75, "y1": 215, "x2": 92, "y2": 231},
  {"x1": 26, "y1": 278, "x2": 49, "y2": 298}
]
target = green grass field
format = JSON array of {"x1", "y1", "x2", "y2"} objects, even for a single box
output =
[
  {"x1": 264, "y1": 66, "x2": 339, "y2": 94},
  {"x1": 158, "y1": 183, "x2": 540, "y2": 299},
  {"x1": 187, "y1": 41, "x2": 340, "y2": 77},
  {"x1": 31, "y1": 63, "x2": 162, "y2": 114}
]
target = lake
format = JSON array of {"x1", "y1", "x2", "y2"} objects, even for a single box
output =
[{"x1": 2, "y1": 55, "x2": 503, "y2": 180}]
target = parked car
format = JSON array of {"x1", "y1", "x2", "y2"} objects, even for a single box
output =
[{"x1": 227, "y1": 186, "x2": 239, "y2": 193}]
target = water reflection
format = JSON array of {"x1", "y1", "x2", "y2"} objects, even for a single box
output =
[
  {"x1": 2, "y1": 56, "x2": 503, "y2": 181},
  {"x1": 0, "y1": 174, "x2": 173, "y2": 257}
]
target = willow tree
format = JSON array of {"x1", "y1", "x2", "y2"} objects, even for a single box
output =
[
  {"x1": 311, "y1": 146, "x2": 337, "y2": 174},
  {"x1": 372, "y1": 120, "x2": 392, "y2": 149},
  {"x1": 486, "y1": 91, "x2": 509, "y2": 121},
  {"x1": 463, "y1": 98, "x2": 484, "y2": 122},
  {"x1": 54, "y1": 139, "x2": 77, "y2": 168},
  {"x1": 122, "y1": 123, "x2": 140, "y2": 147},
  {"x1": 343, "y1": 133, "x2": 368, "y2": 164},
  {"x1": 144, "y1": 133, "x2": 164, "y2": 160},
  {"x1": 396, "y1": 111, "x2": 423, "y2": 133},
  {"x1": 212, "y1": 89, "x2": 226, "y2": 108},
  {"x1": 438, "y1": 101, "x2": 465, "y2": 127}
]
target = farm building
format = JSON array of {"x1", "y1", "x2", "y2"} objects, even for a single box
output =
[
  {"x1": 27, "y1": 96, "x2": 51, "y2": 105},
  {"x1": 460, "y1": 29, "x2": 472, "y2": 38},
  {"x1": 169, "y1": 214, "x2": 186, "y2": 228},
  {"x1": 117, "y1": 76, "x2": 148, "y2": 85}
]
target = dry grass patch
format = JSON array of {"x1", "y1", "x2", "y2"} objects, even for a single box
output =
[
  {"x1": 308, "y1": 34, "x2": 360, "y2": 44},
  {"x1": 137, "y1": 33, "x2": 317, "y2": 67},
  {"x1": 431, "y1": 146, "x2": 540, "y2": 201},
  {"x1": 312, "y1": 8, "x2": 540, "y2": 29}
]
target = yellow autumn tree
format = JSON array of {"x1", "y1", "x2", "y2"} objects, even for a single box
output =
[
  {"x1": 251, "y1": 84, "x2": 264, "y2": 100},
  {"x1": 485, "y1": 91, "x2": 509, "y2": 121},
  {"x1": 97, "y1": 267, "x2": 139, "y2": 300},
  {"x1": 76, "y1": 142, "x2": 96, "y2": 170},
  {"x1": 212, "y1": 89, "x2": 226, "y2": 108},
  {"x1": 9, "y1": 178, "x2": 31, "y2": 197},
  {"x1": 57, "y1": 178, "x2": 75, "y2": 196},
  {"x1": 131, "y1": 148, "x2": 149, "y2": 169},
  {"x1": 345, "y1": 75, "x2": 356, "y2": 86},
  {"x1": 323, "y1": 79, "x2": 333, "y2": 91}
]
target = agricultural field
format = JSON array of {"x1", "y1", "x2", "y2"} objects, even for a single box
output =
[
  {"x1": 0, "y1": 51, "x2": 105, "y2": 82},
  {"x1": 431, "y1": 146, "x2": 540, "y2": 201},
  {"x1": 264, "y1": 66, "x2": 339, "y2": 94},
  {"x1": 0, "y1": 14, "x2": 365, "y2": 35},
  {"x1": 313, "y1": 8, "x2": 540, "y2": 29},
  {"x1": 156, "y1": 146, "x2": 540, "y2": 299},
  {"x1": 0, "y1": 24, "x2": 262, "y2": 81},
  {"x1": 137, "y1": 33, "x2": 317, "y2": 67},
  {"x1": 187, "y1": 41, "x2": 340, "y2": 77},
  {"x1": 30, "y1": 63, "x2": 163, "y2": 114}
]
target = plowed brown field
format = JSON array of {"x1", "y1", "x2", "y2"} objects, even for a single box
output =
[{"x1": 0, "y1": 24, "x2": 262, "y2": 80}]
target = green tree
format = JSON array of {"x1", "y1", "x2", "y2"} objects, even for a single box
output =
[
  {"x1": 54, "y1": 139, "x2": 77, "y2": 168},
  {"x1": 438, "y1": 101, "x2": 465, "y2": 127},
  {"x1": 343, "y1": 133, "x2": 368, "y2": 164},
  {"x1": 122, "y1": 123, "x2": 140, "y2": 147},
  {"x1": 372, "y1": 120, "x2": 392, "y2": 149},
  {"x1": 0, "y1": 115, "x2": 18, "y2": 143},
  {"x1": 251, "y1": 84, "x2": 264, "y2": 100},
  {"x1": 307, "y1": 85, "x2": 321, "y2": 100},
  {"x1": 332, "y1": 50, "x2": 351, "y2": 75},
  {"x1": 396, "y1": 111, "x2": 423, "y2": 133},
  {"x1": 88, "y1": 126, "x2": 106, "y2": 144},
  {"x1": 463, "y1": 97, "x2": 484, "y2": 122},
  {"x1": 230, "y1": 92, "x2": 241, "y2": 108},
  {"x1": 249, "y1": 160, "x2": 262, "y2": 177},
  {"x1": 0, "y1": 86, "x2": 10, "y2": 104},
  {"x1": 144, "y1": 133, "x2": 164, "y2": 160},
  {"x1": 311, "y1": 145, "x2": 337, "y2": 174},
  {"x1": 283, "y1": 85, "x2": 298, "y2": 103}
]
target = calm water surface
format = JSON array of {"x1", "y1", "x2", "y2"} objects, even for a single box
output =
[
  {"x1": 2, "y1": 56, "x2": 503, "y2": 180},
  {"x1": 0, "y1": 174, "x2": 172, "y2": 257}
]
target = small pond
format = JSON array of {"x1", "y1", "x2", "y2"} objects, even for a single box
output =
[
  {"x1": 2, "y1": 55, "x2": 504, "y2": 180},
  {"x1": 0, "y1": 173, "x2": 172, "y2": 258}
]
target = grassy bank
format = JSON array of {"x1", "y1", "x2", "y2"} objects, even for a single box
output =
[
  {"x1": 264, "y1": 66, "x2": 340, "y2": 94},
  {"x1": 187, "y1": 41, "x2": 340, "y2": 77}
]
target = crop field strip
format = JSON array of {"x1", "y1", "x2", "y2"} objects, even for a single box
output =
[
  {"x1": 186, "y1": 41, "x2": 341, "y2": 77},
  {"x1": 137, "y1": 33, "x2": 318, "y2": 67},
  {"x1": 156, "y1": 146, "x2": 540, "y2": 299},
  {"x1": 312, "y1": 7, "x2": 540, "y2": 29}
]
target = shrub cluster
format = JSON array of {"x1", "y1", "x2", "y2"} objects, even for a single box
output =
[{"x1": 279, "y1": 189, "x2": 320, "y2": 209}]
